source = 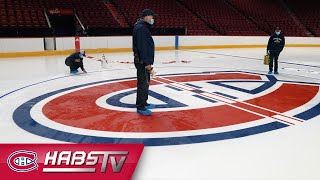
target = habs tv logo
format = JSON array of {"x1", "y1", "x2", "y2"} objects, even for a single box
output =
[
  {"x1": 43, "y1": 151, "x2": 128, "y2": 173},
  {"x1": 6, "y1": 150, "x2": 130, "y2": 173},
  {"x1": 1, "y1": 144, "x2": 143, "y2": 180},
  {"x1": 7, "y1": 150, "x2": 38, "y2": 172}
]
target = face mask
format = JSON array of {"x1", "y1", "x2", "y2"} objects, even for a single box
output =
[
  {"x1": 149, "y1": 18, "x2": 154, "y2": 25},
  {"x1": 275, "y1": 31, "x2": 280, "y2": 35}
]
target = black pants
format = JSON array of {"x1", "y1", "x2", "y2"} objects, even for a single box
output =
[
  {"x1": 269, "y1": 51, "x2": 280, "y2": 72},
  {"x1": 65, "y1": 59, "x2": 84, "y2": 71},
  {"x1": 135, "y1": 63, "x2": 150, "y2": 110}
]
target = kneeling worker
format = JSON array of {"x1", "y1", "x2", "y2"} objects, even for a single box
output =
[{"x1": 65, "y1": 50, "x2": 87, "y2": 74}]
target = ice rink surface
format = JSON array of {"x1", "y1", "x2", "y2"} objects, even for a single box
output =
[{"x1": 0, "y1": 47, "x2": 320, "y2": 180}]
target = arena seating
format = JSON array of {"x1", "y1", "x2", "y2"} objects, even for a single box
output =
[
  {"x1": 0, "y1": 0, "x2": 318, "y2": 37},
  {"x1": 228, "y1": 0, "x2": 308, "y2": 36},
  {"x1": 180, "y1": 0, "x2": 266, "y2": 36},
  {"x1": 286, "y1": 0, "x2": 320, "y2": 36},
  {"x1": 0, "y1": 0, "x2": 120, "y2": 30},
  {"x1": 0, "y1": 0, "x2": 47, "y2": 28},
  {"x1": 112, "y1": 0, "x2": 219, "y2": 35}
]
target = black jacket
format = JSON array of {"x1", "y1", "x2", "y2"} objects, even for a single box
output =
[
  {"x1": 132, "y1": 19, "x2": 155, "y2": 66},
  {"x1": 66, "y1": 52, "x2": 84, "y2": 62},
  {"x1": 267, "y1": 33, "x2": 285, "y2": 52},
  {"x1": 65, "y1": 52, "x2": 84, "y2": 70}
]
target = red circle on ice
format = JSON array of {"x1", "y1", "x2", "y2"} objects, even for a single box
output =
[{"x1": 42, "y1": 73, "x2": 318, "y2": 132}]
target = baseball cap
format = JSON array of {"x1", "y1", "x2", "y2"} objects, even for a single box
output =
[{"x1": 141, "y1": 9, "x2": 158, "y2": 17}]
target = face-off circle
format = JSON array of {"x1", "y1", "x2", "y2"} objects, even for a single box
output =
[{"x1": 12, "y1": 71, "x2": 320, "y2": 146}]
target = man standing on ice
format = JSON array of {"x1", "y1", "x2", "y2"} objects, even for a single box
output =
[
  {"x1": 132, "y1": 9, "x2": 157, "y2": 116},
  {"x1": 267, "y1": 27, "x2": 285, "y2": 74},
  {"x1": 65, "y1": 49, "x2": 87, "y2": 74}
]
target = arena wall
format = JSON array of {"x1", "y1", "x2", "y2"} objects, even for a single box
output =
[{"x1": 0, "y1": 36, "x2": 319, "y2": 57}]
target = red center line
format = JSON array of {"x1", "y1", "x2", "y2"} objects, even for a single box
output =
[
  {"x1": 198, "y1": 93, "x2": 295, "y2": 125},
  {"x1": 152, "y1": 78, "x2": 295, "y2": 126},
  {"x1": 157, "y1": 76, "x2": 305, "y2": 123}
]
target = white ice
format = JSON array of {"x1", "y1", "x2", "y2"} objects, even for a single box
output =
[{"x1": 0, "y1": 47, "x2": 320, "y2": 180}]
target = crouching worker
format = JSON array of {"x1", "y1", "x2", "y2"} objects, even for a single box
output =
[{"x1": 65, "y1": 50, "x2": 87, "y2": 74}]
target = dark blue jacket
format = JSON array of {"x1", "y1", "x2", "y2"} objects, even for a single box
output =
[
  {"x1": 66, "y1": 52, "x2": 84, "y2": 62},
  {"x1": 267, "y1": 33, "x2": 285, "y2": 52},
  {"x1": 132, "y1": 19, "x2": 155, "y2": 66}
]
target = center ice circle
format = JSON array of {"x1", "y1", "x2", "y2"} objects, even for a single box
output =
[
  {"x1": 12, "y1": 71, "x2": 320, "y2": 145},
  {"x1": 40, "y1": 72, "x2": 316, "y2": 133}
]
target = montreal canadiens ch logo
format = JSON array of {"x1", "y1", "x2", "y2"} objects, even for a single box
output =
[
  {"x1": 7, "y1": 150, "x2": 38, "y2": 172},
  {"x1": 12, "y1": 71, "x2": 320, "y2": 146}
]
